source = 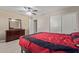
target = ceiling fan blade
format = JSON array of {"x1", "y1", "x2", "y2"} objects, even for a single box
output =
[
  {"x1": 32, "y1": 13, "x2": 37, "y2": 15},
  {"x1": 33, "y1": 10, "x2": 38, "y2": 12}
]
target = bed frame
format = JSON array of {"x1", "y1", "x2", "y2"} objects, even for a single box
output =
[
  {"x1": 21, "y1": 46, "x2": 31, "y2": 53},
  {"x1": 21, "y1": 45, "x2": 79, "y2": 53}
]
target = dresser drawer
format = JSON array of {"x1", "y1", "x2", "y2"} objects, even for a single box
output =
[{"x1": 6, "y1": 29, "x2": 25, "y2": 42}]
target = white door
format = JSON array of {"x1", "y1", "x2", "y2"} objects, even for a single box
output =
[
  {"x1": 62, "y1": 13, "x2": 78, "y2": 34},
  {"x1": 29, "y1": 18, "x2": 34, "y2": 34},
  {"x1": 34, "y1": 20, "x2": 37, "y2": 33},
  {"x1": 50, "y1": 15, "x2": 62, "y2": 33},
  {"x1": 29, "y1": 19, "x2": 38, "y2": 34}
]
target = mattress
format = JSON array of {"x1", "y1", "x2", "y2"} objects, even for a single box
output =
[{"x1": 19, "y1": 32, "x2": 79, "y2": 53}]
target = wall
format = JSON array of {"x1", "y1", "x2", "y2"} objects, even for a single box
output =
[
  {"x1": 33, "y1": 7, "x2": 79, "y2": 33},
  {"x1": 49, "y1": 6, "x2": 79, "y2": 16},
  {"x1": 36, "y1": 15, "x2": 49, "y2": 32},
  {"x1": 29, "y1": 15, "x2": 50, "y2": 34},
  {"x1": 0, "y1": 10, "x2": 29, "y2": 40}
]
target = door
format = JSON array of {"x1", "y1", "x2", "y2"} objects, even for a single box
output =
[
  {"x1": 34, "y1": 20, "x2": 37, "y2": 33},
  {"x1": 29, "y1": 18, "x2": 34, "y2": 34},
  {"x1": 29, "y1": 18, "x2": 38, "y2": 34},
  {"x1": 50, "y1": 15, "x2": 62, "y2": 33}
]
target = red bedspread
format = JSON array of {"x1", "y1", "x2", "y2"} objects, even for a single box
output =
[{"x1": 19, "y1": 32, "x2": 79, "y2": 53}]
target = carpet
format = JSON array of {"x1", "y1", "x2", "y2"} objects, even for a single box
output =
[{"x1": 0, "y1": 40, "x2": 21, "y2": 53}]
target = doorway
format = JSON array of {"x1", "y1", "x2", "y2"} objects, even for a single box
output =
[{"x1": 33, "y1": 20, "x2": 37, "y2": 33}]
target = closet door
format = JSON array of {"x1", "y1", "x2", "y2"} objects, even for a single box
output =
[
  {"x1": 62, "y1": 13, "x2": 78, "y2": 34},
  {"x1": 50, "y1": 15, "x2": 62, "y2": 33}
]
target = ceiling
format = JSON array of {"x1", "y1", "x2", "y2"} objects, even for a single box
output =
[{"x1": 0, "y1": 6, "x2": 70, "y2": 16}]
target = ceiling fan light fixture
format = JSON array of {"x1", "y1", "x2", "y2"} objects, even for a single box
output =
[
  {"x1": 24, "y1": 6, "x2": 38, "y2": 16},
  {"x1": 26, "y1": 12, "x2": 32, "y2": 16}
]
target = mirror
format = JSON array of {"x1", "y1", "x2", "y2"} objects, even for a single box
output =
[{"x1": 8, "y1": 18, "x2": 22, "y2": 29}]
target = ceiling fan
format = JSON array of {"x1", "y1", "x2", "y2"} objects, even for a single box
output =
[{"x1": 24, "y1": 7, "x2": 38, "y2": 16}]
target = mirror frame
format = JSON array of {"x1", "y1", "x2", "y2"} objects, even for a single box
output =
[{"x1": 8, "y1": 18, "x2": 22, "y2": 29}]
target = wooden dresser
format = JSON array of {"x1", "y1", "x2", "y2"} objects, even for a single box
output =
[{"x1": 6, "y1": 29, "x2": 25, "y2": 42}]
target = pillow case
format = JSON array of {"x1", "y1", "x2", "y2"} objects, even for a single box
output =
[
  {"x1": 71, "y1": 32, "x2": 79, "y2": 36},
  {"x1": 70, "y1": 32, "x2": 79, "y2": 39}
]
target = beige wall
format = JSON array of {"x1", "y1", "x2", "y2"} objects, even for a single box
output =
[
  {"x1": 0, "y1": 10, "x2": 29, "y2": 40},
  {"x1": 36, "y1": 15, "x2": 50, "y2": 32},
  {"x1": 32, "y1": 7, "x2": 79, "y2": 33},
  {"x1": 49, "y1": 6, "x2": 79, "y2": 16}
]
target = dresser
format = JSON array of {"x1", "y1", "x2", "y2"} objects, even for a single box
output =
[{"x1": 6, "y1": 29, "x2": 25, "y2": 42}]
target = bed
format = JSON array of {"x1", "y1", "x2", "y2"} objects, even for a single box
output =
[{"x1": 19, "y1": 32, "x2": 79, "y2": 53}]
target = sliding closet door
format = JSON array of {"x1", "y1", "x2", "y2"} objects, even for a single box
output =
[
  {"x1": 50, "y1": 15, "x2": 62, "y2": 33},
  {"x1": 62, "y1": 13, "x2": 77, "y2": 34}
]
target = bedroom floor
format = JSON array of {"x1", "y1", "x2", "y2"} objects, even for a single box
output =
[{"x1": 0, "y1": 40, "x2": 21, "y2": 53}]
